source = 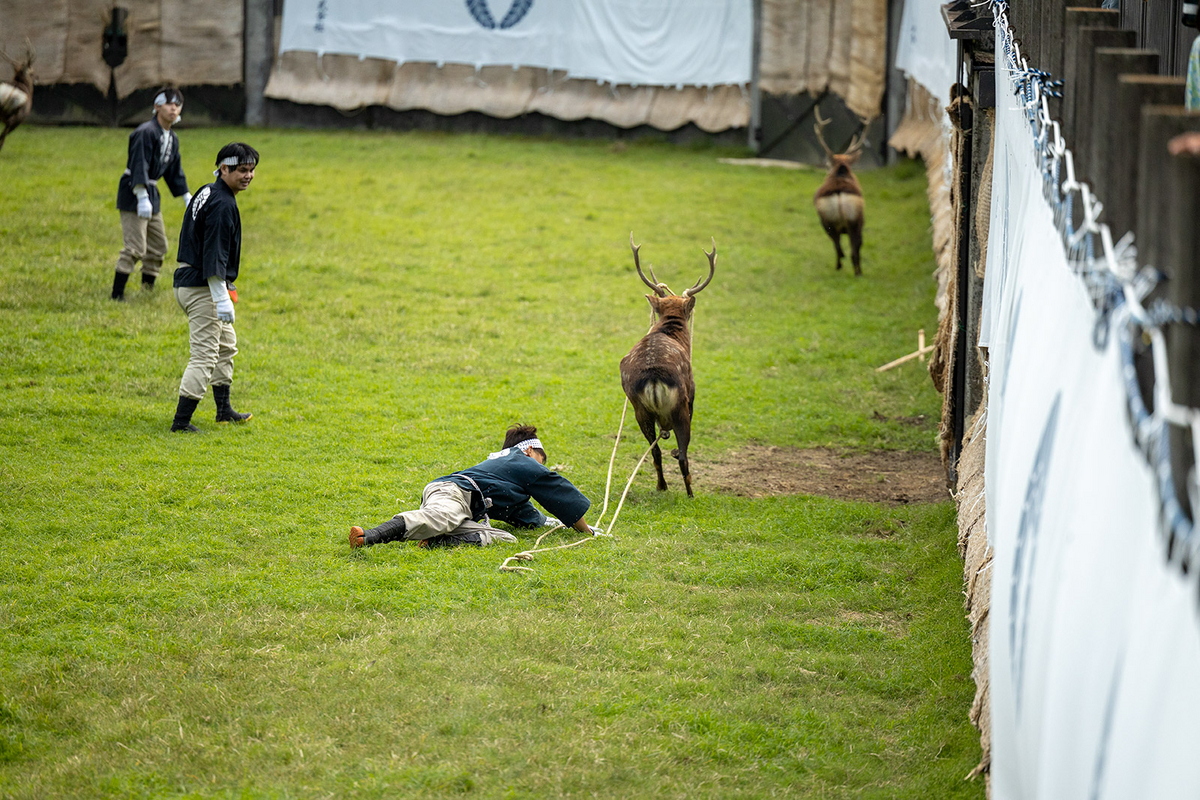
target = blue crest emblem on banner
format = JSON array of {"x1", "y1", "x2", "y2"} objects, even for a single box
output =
[
  {"x1": 1010, "y1": 392, "x2": 1061, "y2": 718},
  {"x1": 466, "y1": 0, "x2": 534, "y2": 29}
]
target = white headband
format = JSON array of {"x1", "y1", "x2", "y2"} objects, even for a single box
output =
[
  {"x1": 213, "y1": 155, "x2": 256, "y2": 176},
  {"x1": 153, "y1": 92, "x2": 181, "y2": 106},
  {"x1": 514, "y1": 438, "x2": 543, "y2": 452}
]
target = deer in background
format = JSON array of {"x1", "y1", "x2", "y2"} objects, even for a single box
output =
[
  {"x1": 812, "y1": 109, "x2": 867, "y2": 276},
  {"x1": 619, "y1": 233, "x2": 716, "y2": 498},
  {"x1": 0, "y1": 43, "x2": 34, "y2": 153}
]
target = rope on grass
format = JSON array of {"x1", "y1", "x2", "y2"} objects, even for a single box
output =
[
  {"x1": 498, "y1": 398, "x2": 656, "y2": 573},
  {"x1": 498, "y1": 293, "x2": 702, "y2": 573}
]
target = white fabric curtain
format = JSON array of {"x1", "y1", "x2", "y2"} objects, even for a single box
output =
[
  {"x1": 894, "y1": 0, "x2": 959, "y2": 107},
  {"x1": 983, "y1": 26, "x2": 1200, "y2": 799},
  {"x1": 278, "y1": 0, "x2": 753, "y2": 87}
]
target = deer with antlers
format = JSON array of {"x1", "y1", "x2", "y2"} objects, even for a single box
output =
[
  {"x1": 0, "y1": 42, "x2": 35, "y2": 154},
  {"x1": 619, "y1": 233, "x2": 716, "y2": 498},
  {"x1": 812, "y1": 109, "x2": 867, "y2": 276}
]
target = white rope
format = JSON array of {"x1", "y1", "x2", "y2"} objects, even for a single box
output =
[
  {"x1": 497, "y1": 289, "x2": 702, "y2": 573},
  {"x1": 498, "y1": 430, "x2": 656, "y2": 574}
]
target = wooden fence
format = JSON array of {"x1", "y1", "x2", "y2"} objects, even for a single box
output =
[{"x1": 945, "y1": 0, "x2": 1200, "y2": 507}]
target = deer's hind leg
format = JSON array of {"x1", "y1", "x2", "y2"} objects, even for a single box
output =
[
  {"x1": 849, "y1": 224, "x2": 863, "y2": 276},
  {"x1": 634, "y1": 409, "x2": 668, "y2": 491},
  {"x1": 670, "y1": 420, "x2": 693, "y2": 498},
  {"x1": 824, "y1": 225, "x2": 845, "y2": 270}
]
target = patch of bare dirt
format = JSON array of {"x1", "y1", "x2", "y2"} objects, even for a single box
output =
[{"x1": 692, "y1": 445, "x2": 950, "y2": 505}]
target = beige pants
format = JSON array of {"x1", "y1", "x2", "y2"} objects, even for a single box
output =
[
  {"x1": 174, "y1": 285, "x2": 237, "y2": 400},
  {"x1": 117, "y1": 210, "x2": 168, "y2": 278},
  {"x1": 396, "y1": 481, "x2": 517, "y2": 546}
]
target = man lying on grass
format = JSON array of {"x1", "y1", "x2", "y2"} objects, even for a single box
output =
[{"x1": 350, "y1": 425, "x2": 602, "y2": 548}]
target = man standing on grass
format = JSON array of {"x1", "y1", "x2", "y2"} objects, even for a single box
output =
[
  {"x1": 111, "y1": 86, "x2": 191, "y2": 300},
  {"x1": 350, "y1": 425, "x2": 602, "y2": 548},
  {"x1": 169, "y1": 142, "x2": 258, "y2": 433}
]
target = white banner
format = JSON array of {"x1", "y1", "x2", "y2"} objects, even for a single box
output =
[
  {"x1": 984, "y1": 24, "x2": 1200, "y2": 799},
  {"x1": 895, "y1": 0, "x2": 959, "y2": 107},
  {"x1": 278, "y1": 0, "x2": 753, "y2": 88}
]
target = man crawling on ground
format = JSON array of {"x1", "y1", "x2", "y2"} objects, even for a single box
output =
[{"x1": 349, "y1": 425, "x2": 602, "y2": 548}]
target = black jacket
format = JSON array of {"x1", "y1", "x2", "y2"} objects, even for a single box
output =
[
  {"x1": 173, "y1": 179, "x2": 241, "y2": 288},
  {"x1": 116, "y1": 118, "x2": 188, "y2": 214},
  {"x1": 438, "y1": 449, "x2": 591, "y2": 528}
]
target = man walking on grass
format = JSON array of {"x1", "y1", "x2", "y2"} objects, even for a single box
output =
[
  {"x1": 169, "y1": 142, "x2": 258, "y2": 433},
  {"x1": 111, "y1": 86, "x2": 191, "y2": 300},
  {"x1": 350, "y1": 425, "x2": 602, "y2": 548}
]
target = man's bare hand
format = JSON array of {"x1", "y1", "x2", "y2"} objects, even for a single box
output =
[{"x1": 1168, "y1": 132, "x2": 1200, "y2": 157}]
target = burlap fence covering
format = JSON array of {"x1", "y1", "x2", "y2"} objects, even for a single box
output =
[
  {"x1": 261, "y1": 0, "x2": 888, "y2": 132},
  {"x1": 759, "y1": 0, "x2": 887, "y2": 121},
  {"x1": 0, "y1": 0, "x2": 242, "y2": 96},
  {"x1": 264, "y1": 54, "x2": 751, "y2": 133},
  {"x1": 957, "y1": 401, "x2": 993, "y2": 788}
]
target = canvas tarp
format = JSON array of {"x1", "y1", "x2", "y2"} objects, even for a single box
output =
[
  {"x1": 758, "y1": 0, "x2": 888, "y2": 121},
  {"x1": 264, "y1": 0, "x2": 888, "y2": 132},
  {"x1": 0, "y1": 0, "x2": 242, "y2": 97},
  {"x1": 981, "y1": 24, "x2": 1200, "y2": 796},
  {"x1": 276, "y1": 0, "x2": 753, "y2": 89},
  {"x1": 264, "y1": 53, "x2": 750, "y2": 132}
]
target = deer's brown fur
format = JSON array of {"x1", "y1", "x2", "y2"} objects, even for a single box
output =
[
  {"x1": 0, "y1": 44, "x2": 35, "y2": 153},
  {"x1": 812, "y1": 110, "x2": 867, "y2": 276},
  {"x1": 619, "y1": 234, "x2": 716, "y2": 498}
]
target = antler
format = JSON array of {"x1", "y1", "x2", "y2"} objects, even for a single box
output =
[
  {"x1": 845, "y1": 117, "x2": 870, "y2": 156},
  {"x1": 630, "y1": 231, "x2": 669, "y2": 297},
  {"x1": 683, "y1": 238, "x2": 717, "y2": 298},
  {"x1": 813, "y1": 107, "x2": 835, "y2": 160},
  {"x1": 2, "y1": 38, "x2": 36, "y2": 69}
]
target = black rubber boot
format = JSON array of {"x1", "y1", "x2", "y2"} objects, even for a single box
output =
[
  {"x1": 170, "y1": 396, "x2": 201, "y2": 433},
  {"x1": 213, "y1": 384, "x2": 252, "y2": 423},
  {"x1": 419, "y1": 532, "x2": 482, "y2": 548},
  {"x1": 364, "y1": 516, "x2": 407, "y2": 546},
  {"x1": 141, "y1": 273, "x2": 156, "y2": 289},
  {"x1": 111, "y1": 270, "x2": 130, "y2": 301}
]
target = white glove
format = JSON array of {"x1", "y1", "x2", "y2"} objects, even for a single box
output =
[
  {"x1": 208, "y1": 275, "x2": 235, "y2": 323},
  {"x1": 134, "y1": 186, "x2": 152, "y2": 219},
  {"x1": 543, "y1": 516, "x2": 562, "y2": 528},
  {"x1": 215, "y1": 294, "x2": 235, "y2": 323},
  {"x1": 182, "y1": 192, "x2": 192, "y2": 208}
]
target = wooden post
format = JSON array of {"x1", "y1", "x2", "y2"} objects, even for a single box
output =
[
  {"x1": 1164, "y1": 144, "x2": 1200, "y2": 401},
  {"x1": 1137, "y1": 107, "x2": 1200, "y2": 274},
  {"x1": 1101, "y1": 76, "x2": 1185, "y2": 239},
  {"x1": 1044, "y1": 0, "x2": 1098, "y2": 85},
  {"x1": 1026, "y1": 0, "x2": 1043, "y2": 70},
  {"x1": 243, "y1": 0, "x2": 275, "y2": 127},
  {"x1": 1041, "y1": 0, "x2": 1098, "y2": 122},
  {"x1": 748, "y1": 0, "x2": 763, "y2": 152},
  {"x1": 1165, "y1": 146, "x2": 1200, "y2": 519},
  {"x1": 1062, "y1": 9, "x2": 1121, "y2": 137},
  {"x1": 1071, "y1": 29, "x2": 1138, "y2": 181},
  {"x1": 1086, "y1": 48, "x2": 1160, "y2": 207}
]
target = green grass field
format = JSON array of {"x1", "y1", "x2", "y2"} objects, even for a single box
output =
[{"x1": 0, "y1": 126, "x2": 982, "y2": 798}]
